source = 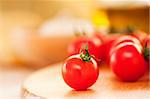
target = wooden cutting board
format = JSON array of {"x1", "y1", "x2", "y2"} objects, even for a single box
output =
[{"x1": 22, "y1": 63, "x2": 150, "y2": 99}]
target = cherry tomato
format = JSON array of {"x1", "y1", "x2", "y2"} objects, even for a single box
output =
[
  {"x1": 68, "y1": 36, "x2": 103, "y2": 62},
  {"x1": 62, "y1": 47, "x2": 99, "y2": 90},
  {"x1": 108, "y1": 35, "x2": 143, "y2": 64},
  {"x1": 110, "y1": 42, "x2": 147, "y2": 81}
]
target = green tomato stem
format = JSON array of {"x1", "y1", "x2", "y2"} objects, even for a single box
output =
[{"x1": 80, "y1": 45, "x2": 91, "y2": 62}]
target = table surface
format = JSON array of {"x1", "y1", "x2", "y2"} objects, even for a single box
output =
[
  {"x1": 22, "y1": 63, "x2": 150, "y2": 99},
  {"x1": 0, "y1": 64, "x2": 34, "y2": 99}
]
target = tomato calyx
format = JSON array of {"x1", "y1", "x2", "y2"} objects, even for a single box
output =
[
  {"x1": 125, "y1": 26, "x2": 135, "y2": 34},
  {"x1": 143, "y1": 42, "x2": 150, "y2": 61},
  {"x1": 80, "y1": 45, "x2": 92, "y2": 62}
]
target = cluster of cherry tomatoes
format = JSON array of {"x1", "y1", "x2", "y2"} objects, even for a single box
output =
[{"x1": 62, "y1": 30, "x2": 149, "y2": 90}]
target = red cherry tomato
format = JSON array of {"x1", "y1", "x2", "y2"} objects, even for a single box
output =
[
  {"x1": 68, "y1": 36, "x2": 103, "y2": 62},
  {"x1": 62, "y1": 47, "x2": 99, "y2": 90},
  {"x1": 110, "y1": 42, "x2": 147, "y2": 81},
  {"x1": 108, "y1": 35, "x2": 143, "y2": 64}
]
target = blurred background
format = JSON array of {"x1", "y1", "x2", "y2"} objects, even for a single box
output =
[
  {"x1": 0, "y1": 0, "x2": 149, "y2": 68},
  {"x1": 0, "y1": 0, "x2": 149, "y2": 98}
]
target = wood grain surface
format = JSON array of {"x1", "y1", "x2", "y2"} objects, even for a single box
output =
[{"x1": 22, "y1": 63, "x2": 150, "y2": 99}]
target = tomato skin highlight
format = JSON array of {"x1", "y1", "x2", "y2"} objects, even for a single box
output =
[
  {"x1": 62, "y1": 54, "x2": 99, "y2": 90},
  {"x1": 110, "y1": 43, "x2": 147, "y2": 81},
  {"x1": 111, "y1": 35, "x2": 142, "y2": 47},
  {"x1": 108, "y1": 35, "x2": 143, "y2": 65},
  {"x1": 127, "y1": 30, "x2": 148, "y2": 46}
]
